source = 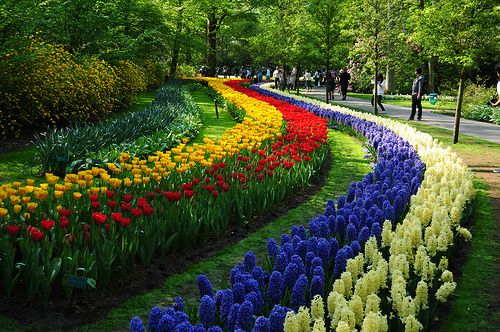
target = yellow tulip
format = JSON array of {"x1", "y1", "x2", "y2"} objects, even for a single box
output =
[
  {"x1": 73, "y1": 192, "x2": 83, "y2": 200},
  {"x1": 0, "y1": 208, "x2": 8, "y2": 218}
]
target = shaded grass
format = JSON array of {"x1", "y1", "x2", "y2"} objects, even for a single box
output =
[
  {"x1": 348, "y1": 92, "x2": 456, "y2": 110},
  {"x1": 189, "y1": 88, "x2": 237, "y2": 145}
]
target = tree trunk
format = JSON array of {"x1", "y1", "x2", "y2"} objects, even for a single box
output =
[
  {"x1": 453, "y1": 73, "x2": 465, "y2": 144},
  {"x1": 386, "y1": 63, "x2": 395, "y2": 94},
  {"x1": 170, "y1": 2, "x2": 183, "y2": 78},
  {"x1": 207, "y1": 12, "x2": 217, "y2": 77},
  {"x1": 428, "y1": 58, "x2": 436, "y2": 93}
]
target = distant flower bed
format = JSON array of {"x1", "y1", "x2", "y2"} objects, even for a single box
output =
[{"x1": 130, "y1": 82, "x2": 473, "y2": 332}]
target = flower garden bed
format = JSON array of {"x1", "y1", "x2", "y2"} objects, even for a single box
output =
[
  {"x1": 129, "y1": 81, "x2": 474, "y2": 332},
  {"x1": 0, "y1": 79, "x2": 329, "y2": 309}
]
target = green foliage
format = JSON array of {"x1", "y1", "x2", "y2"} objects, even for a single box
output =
[
  {"x1": 462, "y1": 81, "x2": 498, "y2": 124},
  {"x1": 32, "y1": 82, "x2": 198, "y2": 174}
]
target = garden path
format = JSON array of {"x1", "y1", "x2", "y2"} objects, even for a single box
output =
[{"x1": 301, "y1": 85, "x2": 500, "y2": 144}]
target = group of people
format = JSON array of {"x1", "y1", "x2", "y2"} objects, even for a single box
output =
[{"x1": 303, "y1": 68, "x2": 351, "y2": 100}]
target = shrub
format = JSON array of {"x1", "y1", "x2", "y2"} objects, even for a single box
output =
[
  {"x1": 462, "y1": 81, "x2": 497, "y2": 124},
  {"x1": 142, "y1": 59, "x2": 166, "y2": 88},
  {"x1": 115, "y1": 60, "x2": 148, "y2": 107},
  {"x1": 177, "y1": 64, "x2": 199, "y2": 78}
]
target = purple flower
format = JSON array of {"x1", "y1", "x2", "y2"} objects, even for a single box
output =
[
  {"x1": 244, "y1": 251, "x2": 256, "y2": 271},
  {"x1": 290, "y1": 255, "x2": 306, "y2": 275},
  {"x1": 273, "y1": 252, "x2": 288, "y2": 272},
  {"x1": 337, "y1": 195, "x2": 346, "y2": 208},
  {"x1": 175, "y1": 322, "x2": 192, "y2": 332},
  {"x1": 282, "y1": 263, "x2": 299, "y2": 291},
  {"x1": 207, "y1": 327, "x2": 223, "y2": 332},
  {"x1": 197, "y1": 275, "x2": 213, "y2": 298},
  {"x1": 267, "y1": 238, "x2": 279, "y2": 260},
  {"x1": 305, "y1": 251, "x2": 316, "y2": 274},
  {"x1": 310, "y1": 275, "x2": 324, "y2": 298},
  {"x1": 244, "y1": 278, "x2": 260, "y2": 295},
  {"x1": 190, "y1": 324, "x2": 206, "y2": 332},
  {"x1": 269, "y1": 305, "x2": 287, "y2": 332},
  {"x1": 245, "y1": 291, "x2": 263, "y2": 315},
  {"x1": 267, "y1": 271, "x2": 283, "y2": 305},
  {"x1": 174, "y1": 311, "x2": 189, "y2": 326},
  {"x1": 226, "y1": 304, "x2": 240, "y2": 331},
  {"x1": 310, "y1": 257, "x2": 323, "y2": 276},
  {"x1": 328, "y1": 215, "x2": 336, "y2": 233},
  {"x1": 291, "y1": 274, "x2": 308, "y2": 309},
  {"x1": 281, "y1": 243, "x2": 294, "y2": 258},
  {"x1": 233, "y1": 282, "x2": 245, "y2": 304},
  {"x1": 358, "y1": 226, "x2": 370, "y2": 246},
  {"x1": 351, "y1": 240, "x2": 361, "y2": 256},
  {"x1": 199, "y1": 295, "x2": 215, "y2": 327},
  {"x1": 173, "y1": 296, "x2": 185, "y2": 312},
  {"x1": 130, "y1": 317, "x2": 145, "y2": 332},
  {"x1": 219, "y1": 289, "x2": 234, "y2": 319},
  {"x1": 335, "y1": 215, "x2": 346, "y2": 238},
  {"x1": 383, "y1": 200, "x2": 395, "y2": 223},
  {"x1": 236, "y1": 300, "x2": 254, "y2": 330},
  {"x1": 148, "y1": 306, "x2": 163, "y2": 332},
  {"x1": 313, "y1": 266, "x2": 325, "y2": 283},
  {"x1": 307, "y1": 236, "x2": 318, "y2": 255},
  {"x1": 281, "y1": 234, "x2": 291, "y2": 245},
  {"x1": 295, "y1": 240, "x2": 308, "y2": 259},
  {"x1": 334, "y1": 249, "x2": 347, "y2": 279},
  {"x1": 370, "y1": 222, "x2": 382, "y2": 243},
  {"x1": 346, "y1": 223, "x2": 357, "y2": 243},
  {"x1": 393, "y1": 194, "x2": 404, "y2": 217},
  {"x1": 330, "y1": 238, "x2": 339, "y2": 258},
  {"x1": 317, "y1": 238, "x2": 330, "y2": 267},
  {"x1": 253, "y1": 316, "x2": 270, "y2": 332},
  {"x1": 231, "y1": 263, "x2": 245, "y2": 285},
  {"x1": 251, "y1": 266, "x2": 265, "y2": 290},
  {"x1": 347, "y1": 185, "x2": 355, "y2": 202},
  {"x1": 157, "y1": 314, "x2": 175, "y2": 332},
  {"x1": 325, "y1": 199, "x2": 336, "y2": 216}
]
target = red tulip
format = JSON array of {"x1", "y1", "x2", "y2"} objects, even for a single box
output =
[
  {"x1": 90, "y1": 194, "x2": 99, "y2": 202},
  {"x1": 143, "y1": 205, "x2": 154, "y2": 216},
  {"x1": 106, "y1": 190, "x2": 115, "y2": 198},
  {"x1": 184, "y1": 190, "x2": 194, "y2": 199},
  {"x1": 59, "y1": 209, "x2": 71, "y2": 218},
  {"x1": 108, "y1": 200, "x2": 118, "y2": 209},
  {"x1": 92, "y1": 212, "x2": 107, "y2": 225},
  {"x1": 59, "y1": 218, "x2": 70, "y2": 229},
  {"x1": 41, "y1": 219, "x2": 55, "y2": 230},
  {"x1": 123, "y1": 194, "x2": 133, "y2": 203},
  {"x1": 131, "y1": 208, "x2": 142, "y2": 218},
  {"x1": 6, "y1": 224, "x2": 20, "y2": 235},
  {"x1": 91, "y1": 201, "x2": 101, "y2": 210},
  {"x1": 212, "y1": 190, "x2": 219, "y2": 198},
  {"x1": 137, "y1": 197, "x2": 148, "y2": 208},
  {"x1": 192, "y1": 178, "x2": 200, "y2": 185},
  {"x1": 119, "y1": 217, "x2": 131, "y2": 227},
  {"x1": 121, "y1": 203, "x2": 132, "y2": 211},
  {"x1": 112, "y1": 212, "x2": 123, "y2": 222}
]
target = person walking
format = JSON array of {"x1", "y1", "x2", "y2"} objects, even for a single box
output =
[
  {"x1": 273, "y1": 66, "x2": 279, "y2": 89},
  {"x1": 339, "y1": 69, "x2": 350, "y2": 100},
  {"x1": 222, "y1": 65, "x2": 229, "y2": 78},
  {"x1": 314, "y1": 68, "x2": 321, "y2": 88},
  {"x1": 277, "y1": 69, "x2": 285, "y2": 91},
  {"x1": 288, "y1": 66, "x2": 297, "y2": 91},
  {"x1": 371, "y1": 73, "x2": 386, "y2": 113},
  {"x1": 257, "y1": 67, "x2": 263, "y2": 83},
  {"x1": 266, "y1": 67, "x2": 271, "y2": 82},
  {"x1": 409, "y1": 67, "x2": 425, "y2": 120},
  {"x1": 304, "y1": 69, "x2": 313, "y2": 92},
  {"x1": 326, "y1": 70, "x2": 336, "y2": 100}
]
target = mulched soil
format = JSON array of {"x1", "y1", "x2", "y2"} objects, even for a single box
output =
[{"x1": 0, "y1": 149, "x2": 333, "y2": 331}]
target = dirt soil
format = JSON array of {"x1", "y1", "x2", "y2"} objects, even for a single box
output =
[{"x1": 0, "y1": 148, "x2": 333, "y2": 330}]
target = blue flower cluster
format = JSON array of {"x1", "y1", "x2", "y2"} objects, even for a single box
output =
[{"x1": 130, "y1": 85, "x2": 424, "y2": 332}]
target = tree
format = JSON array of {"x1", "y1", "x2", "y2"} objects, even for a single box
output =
[{"x1": 412, "y1": 0, "x2": 498, "y2": 143}]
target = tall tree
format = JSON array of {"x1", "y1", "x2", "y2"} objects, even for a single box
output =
[{"x1": 412, "y1": 0, "x2": 498, "y2": 143}]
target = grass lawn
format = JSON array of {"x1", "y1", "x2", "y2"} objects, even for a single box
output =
[
  {"x1": 348, "y1": 92, "x2": 456, "y2": 111},
  {"x1": 188, "y1": 88, "x2": 237, "y2": 145}
]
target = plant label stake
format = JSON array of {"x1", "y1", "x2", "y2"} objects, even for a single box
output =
[
  {"x1": 68, "y1": 275, "x2": 89, "y2": 289},
  {"x1": 213, "y1": 98, "x2": 219, "y2": 119}
]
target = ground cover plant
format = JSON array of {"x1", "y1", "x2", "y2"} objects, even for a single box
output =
[
  {"x1": 129, "y1": 81, "x2": 474, "y2": 331},
  {"x1": 0, "y1": 79, "x2": 329, "y2": 306},
  {"x1": 32, "y1": 81, "x2": 203, "y2": 174}
]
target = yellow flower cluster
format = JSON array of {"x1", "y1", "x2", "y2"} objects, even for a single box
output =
[
  {"x1": 265, "y1": 85, "x2": 474, "y2": 331},
  {"x1": 0, "y1": 79, "x2": 283, "y2": 221}
]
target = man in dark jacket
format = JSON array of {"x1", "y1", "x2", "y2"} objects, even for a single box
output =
[
  {"x1": 409, "y1": 67, "x2": 425, "y2": 121},
  {"x1": 339, "y1": 69, "x2": 351, "y2": 100}
]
